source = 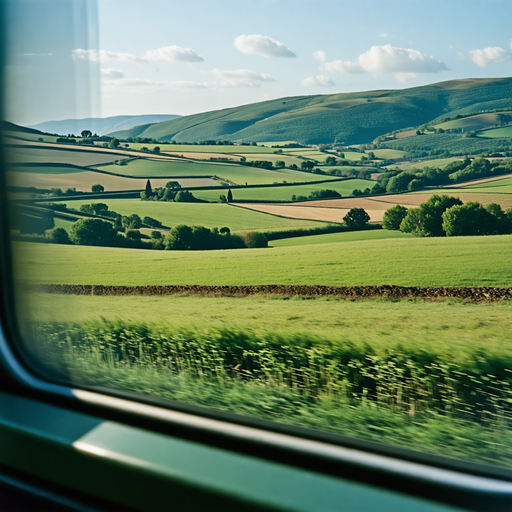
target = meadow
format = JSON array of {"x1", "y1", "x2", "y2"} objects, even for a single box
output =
[
  {"x1": 270, "y1": 229, "x2": 414, "y2": 247},
  {"x1": 371, "y1": 149, "x2": 407, "y2": 159},
  {"x1": 193, "y1": 179, "x2": 372, "y2": 202},
  {"x1": 101, "y1": 158, "x2": 335, "y2": 185},
  {"x1": 60, "y1": 200, "x2": 327, "y2": 232},
  {"x1": 127, "y1": 143, "x2": 276, "y2": 154},
  {"x1": 435, "y1": 112, "x2": 512, "y2": 131},
  {"x1": 477, "y1": 126, "x2": 512, "y2": 138},
  {"x1": 13, "y1": 235, "x2": 512, "y2": 287},
  {"x1": 464, "y1": 176, "x2": 512, "y2": 190},
  {"x1": 6, "y1": 146, "x2": 121, "y2": 166}
]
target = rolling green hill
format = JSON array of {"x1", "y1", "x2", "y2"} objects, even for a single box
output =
[{"x1": 108, "y1": 77, "x2": 512, "y2": 145}]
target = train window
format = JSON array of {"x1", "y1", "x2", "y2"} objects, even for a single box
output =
[{"x1": 2, "y1": 0, "x2": 512, "y2": 502}]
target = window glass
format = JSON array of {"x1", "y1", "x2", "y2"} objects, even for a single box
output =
[{"x1": 5, "y1": 0, "x2": 512, "y2": 469}]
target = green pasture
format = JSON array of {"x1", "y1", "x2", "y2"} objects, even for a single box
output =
[
  {"x1": 13, "y1": 234, "x2": 512, "y2": 287},
  {"x1": 6, "y1": 164, "x2": 86, "y2": 174},
  {"x1": 61, "y1": 199, "x2": 327, "y2": 232},
  {"x1": 395, "y1": 157, "x2": 462, "y2": 170},
  {"x1": 237, "y1": 153, "x2": 304, "y2": 166},
  {"x1": 101, "y1": 158, "x2": 336, "y2": 185},
  {"x1": 193, "y1": 179, "x2": 374, "y2": 202},
  {"x1": 270, "y1": 229, "x2": 414, "y2": 247},
  {"x1": 127, "y1": 143, "x2": 274, "y2": 154},
  {"x1": 22, "y1": 293, "x2": 512, "y2": 363},
  {"x1": 477, "y1": 126, "x2": 512, "y2": 138},
  {"x1": 372, "y1": 149, "x2": 407, "y2": 159},
  {"x1": 463, "y1": 177, "x2": 512, "y2": 190},
  {"x1": 279, "y1": 149, "x2": 339, "y2": 161},
  {"x1": 53, "y1": 217, "x2": 76, "y2": 231},
  {"x1": 4, "y1": 131, "x2": 60, "y2": 143},
  {"x1": 6, "y1": 146, "x2": 120, "y2": 166},
  {"x1": 436, "y1": 112, "x2": 512, "y2": 131}
]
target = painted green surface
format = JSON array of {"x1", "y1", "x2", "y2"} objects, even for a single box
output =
[
  {"x1": 61, "y1": 199, "x2": 326, "y2": 231},
  {"x1": 13, "y1": 235, "x2": 512, "y2": 287},
  {"x1": 270, "y1": 229, "x2": 414, "y2": 247},
  {"x1": 194, "y1": 179, "x2": 373, "y2": 202}
]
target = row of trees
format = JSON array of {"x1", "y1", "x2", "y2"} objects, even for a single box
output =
[
  {"x1": 140, "y1": 180, "x2": 197, "y2": 202},
  {"x1": 374, "y1": 157, "x2": 512, "y2": 195},
  {"x1": 383, "y1": 195, "x2": 512, "y2": 237}
]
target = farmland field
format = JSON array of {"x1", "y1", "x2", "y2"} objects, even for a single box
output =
[
  {"x1": 193, "y1": 179, "x2": 373, "y2": 202},
  {"x1": 60, "y1": 199, "x2": 328, "y2": 232},
  {"x1": 6, "y1": 146, "x2": 122, "y2": 166},
  {"x1": 270, "y1": 229, "x2": 414, "y2": 247},
  {"x1": 463, "y1": 176, "x2": 512, "y2": 190},
  {"x1": 22, "y1": 293, "x2": 512, "y2": 362},
  {"x1": 435, "y1": 112, "x2": 512, "y2": 132},
  {"x1": 235, "y1": 153, "x2": 304, "y2": 166},
  {"x1": 477, "y1": 126, "x2": 512, "y2": 138},
  {"x1": 13, "y1": 235, "x2": 512, "y2": 287},
  {"x1": 392, "y1": 157, "x2": 463, "y2": 170},
  {"x1": 372, "y1": 149, "x2": 407, "y2": 159},
  {"x1": 101, "y1": 158, "x2": 335, "y2": 185},
  {"x1": 128, "y1": 143, "x2": 275, "y2": 154},
  {"x1": 8, "y1": 164, "x2": 86, "y2": 174},
  {"x1": 7, "y1": 170, "x2": 218, "y2": 192}
]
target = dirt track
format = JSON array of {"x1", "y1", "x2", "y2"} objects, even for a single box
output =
[{"x1": 33, "y1": 284, "x2": 512, "y2": 302}]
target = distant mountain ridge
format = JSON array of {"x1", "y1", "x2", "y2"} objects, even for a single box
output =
[
  {"x1": 28, "y1": 114, "x2": 181, "y2": 137},
  {"x1": 106, "y1": 77, "x2": 512, "y2": 145}
]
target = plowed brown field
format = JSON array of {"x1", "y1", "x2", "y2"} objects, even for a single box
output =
[{"x1": 35, "y1": 284, "x2": 512, "y2": 302}]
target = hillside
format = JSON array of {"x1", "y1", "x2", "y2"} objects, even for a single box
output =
[
  {"x1": 28, "y1": 114, "x2": 181, "y2": 137},
  {"x1": 107, "y1": 77, "x2": 512, "y2": 145}
]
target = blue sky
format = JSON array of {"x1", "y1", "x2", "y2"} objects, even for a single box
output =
[{"x1": 5, "y1": 0, "x2": 512, "y2": 125}]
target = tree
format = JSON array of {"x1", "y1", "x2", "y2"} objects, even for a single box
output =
[
  {"x1": 174, "y1": 190, "x2": 196, "y2": 202},
  {"x1": 70, "y1": 218, "x2": 119, "y2": 246},
  {"x1": 81, "y1": 130, "x2": 92, "y2": 138},
  {"x1": 417, "y1": 195, "x2": 463, "y2": 237},
  {"x1": 122, "y1": 214, "x2": 142, "y2": 229},
  {"x1": 227, "y1": 189, "x2": 233, "y2": 202},
  {"x1": 108, "y1": 138, "x2": 119, "y2": 149},
  {"x1": 383, "y1": 205, "x2": 408, "y2": 230},
  {"x1": 126, "y1": 229, "x2": 143, "y2": 240},
  {"x1": 300, "y1": 161, "x2": 314, "y2": 171},
  {"x1": 275, "y1": 160, "x2": 285, "y2": 168},
  {"x1": 219, "y1": 227, "x2": 230, "y2": 235},
  {"x1": 152, "y1": 146, "x2": 160, "y2": 154},
  {"x1": 442, "y1": 202, "x2": 495, "y2": 236},
  {"x1": 165, "y1": 225, "x2": 194, "y2": 250},
  {"x1": 343, "y1": 208, "x2": 370, "y2": 229},
  {"x1": 240, "y1": 231, "x2": 268, "y2": 248},
  {"x1": 358, "y1": 169, "x2": 371, "y2": 179},
  {"x1": 145, "y1": 179, "x2": 152, "y2": 197},
  {"x1": 219, "y1": 194, "x2": 227, "y2": 203},
  {"x1": 325, "y1": 156, "x2": 337, "y2": 165},
  {"x1": 399, "y1": 208, "x2": 423, "y2": 235},
  {"x1": 46, "y1": 227, "x2": 72, "y2": 244},
  {"x1": 308, "y1": 189, "x2": 341, "y2": 200},
  {"x1": 91, "y1": 184, "x2": 104, "y2": 193},
  {"x1": 486, "y1": 203, "x2": 512, "y2": 234},
  {"x1": 143, "y1": 216, "x2": 162, "y2": 228},
  {"x1": 151, "y1": 231, "x2": 162, "y2": 240},
  {"x1": 165, "y1": 181, "x2": 181, "y2": 190},
  {"x1": 113, "y1": 215, "x2": 124, "y2": 232}
]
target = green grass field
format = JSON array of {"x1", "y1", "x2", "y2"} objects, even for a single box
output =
[
  {"x1": 394, "y1": 157, "x2": 462, "y2": 170},
  {"x1": 237, "y1": 153, "x2": 304, "y2": 166},
  {"x1": 463, "y1": 177, "x2": 512, "y2": 190},
  {"x1": 436, "y1": 112, "x2": 512, "y2": 131},
  {"x1": 270, "y1": 229, "x2": 414, "y2": 247},
  {"x1": 101, "y1": 158, "x2": 336, "y2": 185},
  {"x1": 193, "y1": 179, "x2": 373, "y2": 202},
  {"x1": 6, "y1": 147, "x2": 121, "y2": 166},
  {"x1": 22, "y1": 293, "x2": 512, "y2": 363},
  {"x1": 7, "y1": 164, "x2": 86, "y2": 174},
  {"x1": 126, "y1": 143, "x2": 275, "y2": 154},
  {"x1": 61, "y1": 199, "x2": 327, "y2": 232},
  {"x1": 13, "y1": 235, "x2": 512, "y2": 287},
  {"x1": 372, "y1": 149, "x2": 407, "y2": 159},
  {"x1": 477, "y1": 126, "x2": 512, "y2": 138}
]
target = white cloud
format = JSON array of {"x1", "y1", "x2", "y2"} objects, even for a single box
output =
[
  {"x1": 72, "y1": 49, "x2": 148, "y2": 64},
  {"x1": 211, "y1": 69, "x2": 275, "y2": 87},
  {"x1": 469, "y1": 46, "x2": 510, "y2": 67},
  {"x1": 376, "y1": 34, "x2": 388, "y2": 38},
  {"x1": 325, "y1": 45, "x2": 448, "y2": 80},
  {"x1": 455, "y1": 52, "x2": 465, "y2": 60},
  {"x1": 394, "y1": 72, "x2": 420, "y2": 83},
  {"x1": 145, "y1": 45, "x2": 204, "y2": 62},
  {"x1": 101, "y1": 68, "x2": 124, "y2": 80},
  {"x1": 102, "y1": 69, "x2": 275, "y2": 90},
  {"x1": 234, "y1": 34, "x2": 296, "y2": 58},
  {"x1": 302, "y1": 75, "x2": 335, "y2": 88},
  {"x1": 313, "y1": 50, "x2": 326, "y2": 62}
]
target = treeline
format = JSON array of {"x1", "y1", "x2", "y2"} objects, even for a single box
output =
[
  {"x1": 140, "y1": 180, "x2": 198, "y2": 203},
  {"x1": 373, "y1": 157, "x2": 512, "y2": 194},
  {"x1": 383, "y1": 195, "x2": 512, "y2": 237}
]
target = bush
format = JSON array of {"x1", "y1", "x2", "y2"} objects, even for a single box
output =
[
  {"x1": 240, "y1": 231, "x2": 268, "y2": 248},
  {"x1": 343, "y1": 208, "x2": 370, "y2": 229},
  {"x1": 308, "y1": 189, "x2": 341, "y2": 200},
  {"x1": 174, "y1": 190, "x2": 196, "y2": 202},
  {"x1": 383, "y1": 205, "x2": 408, "y2": 230},
  {"x1": 143, "y1": 216, "x2": 163, "y2": 228},
  {"x1": 45, "y1": 227, "x2": 72, "y2": 244},
  {"x1": 70, "y1": 218, "x2": 120, "y2": 246},
  {"x1": 151, "y1": 231, "x2": 163, "y2": 240},
  {"x1": 126, "y1": 229, "x2": 143, "y2": 240}
]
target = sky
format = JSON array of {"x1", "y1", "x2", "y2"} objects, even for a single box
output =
[{"x1": 5, "y1": 0, "x2": 512, "y2": 125}]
